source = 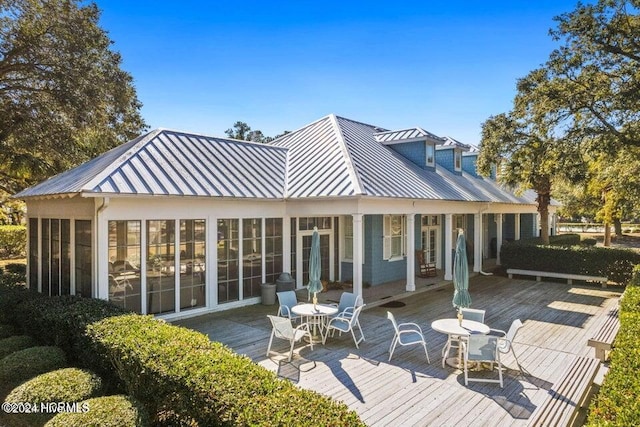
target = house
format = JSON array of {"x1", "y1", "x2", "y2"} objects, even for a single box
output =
[{"x1": 15, "y1": 114, "x2": 556, "y2": 319}]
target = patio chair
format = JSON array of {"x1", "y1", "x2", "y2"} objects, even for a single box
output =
[
  {"x1": 323, "y1": 304, "x2": 365, "y2": 348},
  {"x1": 415, "y1": 250, "x2": 437, "y2": 277},
  {"x1": 330, "y1": 292, "x2": 363, "y2": 320},
  {"x1": 266, "y1": 315, "x2": 313, "y2": 362},
  {"x1": 490, "y1": 319, "x2": 524, "y2": 372},
  {"x1": 387, "y1": 311, "x2": 430, "y2": 363},
  {"x1": 462, "y1": 334, "x2": 503, "y2": 387},
  {"x1": 276, "y1": 291, "x2": 301, "y2": 322},
  {"x1": 443, "y1": 308, "x2": 487, "y2": 365}
]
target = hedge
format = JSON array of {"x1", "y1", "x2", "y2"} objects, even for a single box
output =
[
  {"x1": 0, "y1": 335, "x2": 38, "y2": 359},
  {"x1": 88, "y1": 314, "x2": 365, "y2": 426},
  {"x1": 0, "y1": 225, "x2": 26, "y2": 258},
  {"x1": 45, "y1": 395, "x2": 149, "y2": 427},
  {"x1": 6, "y1": 368, "x2": 102, "y2": 405},
  {"x1": 586, "y1": 266, "x2": 640, "y2": 425},
  {"x1": 0, "y1": 323, "x2": 16, "y2": 339},
  {"x1": 500, "y1": 241, "x2": 640, "y2": 284},
  {"x1": 0, "y1": 346, "x2": 67, "y2": 389}
]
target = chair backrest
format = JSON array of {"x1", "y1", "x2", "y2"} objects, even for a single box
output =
[
  {"x1": 467, "y1": 335, "x2": 499, "y2": 361},
  {"x1": 267, "y1": 315, "x2": 294, "y2": 340},
  {"x1": 386, "y1": 311, "x2": 399, "y2": 334},
  {"x1": 461, "y1": 308, "x2": 486, "y2": 323},
  {"x1": 348, "y1": 304, "x2": 364, "y2": 325},
  {"x1": 276, "y1": 291, "x2": 297, "y2": 316},
  {"x1": 505, "y1": 319, "x2": 523, "y2": 344},
  {"x1": 337, "y1": 292, "x2": 357, "y2": 312}
]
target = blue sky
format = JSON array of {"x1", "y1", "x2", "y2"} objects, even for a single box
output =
[{"x1": 98, "y1": 1, "x2": 583, "y2": 145}]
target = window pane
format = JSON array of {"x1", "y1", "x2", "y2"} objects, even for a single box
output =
[
  {"x1": 108, "y1": 220, "x2": 140, "y2": 311},
  {"x1": 243, "y1": 218, "x2": 262, "y2": 298},
  {"x1": 265, "y1": 218, "x2": 283, "y2": 284},
  {"x1": 41, "y1": 219, "x2": 50, "y2": 296},
  {"x1": 218, "y1": 219, "x2": 239, "y2": 303},
  {"x1": 28, "y1": 218, "x2": 38, "y2": 291},
  {"x1": 61, "y1": 220, "x2": 71, "y2": 295},
  {"x1": 180, "y1": 219, "x2": 205, "y2": 310},
  {"x1": 147, "y1": 220, "x2": 175, "y2": 315},
  {"x1": 75, "y1": 220, "x2": 92, "y2": 298}
]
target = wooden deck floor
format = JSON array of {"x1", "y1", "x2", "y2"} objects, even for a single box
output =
[{"x1": 175, "y1": 275, "x2": 622, "y2": 426}]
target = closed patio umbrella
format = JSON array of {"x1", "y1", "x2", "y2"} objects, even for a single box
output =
[
  {"x1": 307, "y1": 227, "x2": 323, "y2": 308},
  {"x1": 452, "y1": 230, "x2": 471, "y2": 312}
]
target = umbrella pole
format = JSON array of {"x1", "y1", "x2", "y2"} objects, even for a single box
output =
[{"x1": 313, "y1": 292, "x2": 318, "y2": 309}]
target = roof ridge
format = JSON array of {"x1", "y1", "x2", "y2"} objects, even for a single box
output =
[
  {"x1": 333, "y1": 115, "x2": 388, "y2": 132},
  {"x1": 330, "y1": 114, "x2": 365, "y2": 196}
]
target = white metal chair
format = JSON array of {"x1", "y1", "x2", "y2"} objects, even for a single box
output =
[
  {"x1": 442, "y1": 308, "x2": 486, "y2": 367},
  {"x1": 276, "y1": 291, "x2": 301, "y2": 322},
  {"x1": 387, "y1": 311, "x2": 430, "y2": 363},
  {"x1": 330, "y1": 292, "x2": 363, "y2": 320},
  {"x1": 266, "y1": 315, "x2": 313, "y2": 362},
  {"x1": 490, "y1": 319, "x2": 524, "y2": 372},
  {"x1": 462, "y1": 334, "x2": 503, "y2": 387},
  {"x1": 323, "y1": 304, "x2": 365, "y2": 348}
]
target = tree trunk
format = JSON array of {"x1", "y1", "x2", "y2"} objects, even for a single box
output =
[
  {"x1": 537, "y1": 191, "x2": 550, "y2": 244},
  {"x1": 604, "y1": 222, "x2": 611, "y2": 246},
  {"x1": 613, "y1": 218, "x2": 622, "y2": 236}
]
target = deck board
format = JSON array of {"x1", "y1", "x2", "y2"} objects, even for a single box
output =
[{"x1": 175, "y1": 275, "x2": 622, "y2": 426}]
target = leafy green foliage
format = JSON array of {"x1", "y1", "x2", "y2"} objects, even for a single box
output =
[
  {"x1": 88, "y1": 314, "x2": 364, "y2": 426},
  {"x1": 0, "y1": 0, "x2": 146, "y2": 196},
  {"x1": 6, "y1": 367, "x2": 102, "y2": 404},
  {"x1": 0, "y1": 225, "x2": 26, "y2": 258},
  {"x1": 45, "y1": 395, "x2": 149, "y2": 427},
  {"x1": 0, "y1": 323, "x2": 16, "y2": 339},
  {"x1": 0, "y1": 335, "x2": 37, "y2": 359},
  {"x1": 500, "y1": 240, "x2": 640, "y2": 284},
  {"x1": 0, "y1": 346, "x2": 66, "y2": 389},
  {"x1": 587, "y1": 281, "x2": 640, "y2": 425}
]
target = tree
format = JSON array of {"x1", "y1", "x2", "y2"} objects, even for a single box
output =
[
  {"x1": 544, "y1": 0, "x2": 640, "y2": 150},
  {"x1": 477, "y1": 69, "x2": 585, "y2": 244},
  {"x1": 225, "y1": 121, "x2": 289, "y2": 143},
  {"x1": 0, "y1": 0, "x2": 146, "y2": 196}
]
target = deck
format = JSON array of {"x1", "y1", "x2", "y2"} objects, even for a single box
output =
[{"x1": 175, "y1": 275, "x2": 622, "y2": 426}]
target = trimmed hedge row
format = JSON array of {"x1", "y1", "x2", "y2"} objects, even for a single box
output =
[
  {"x1": 45, "y1": 395, "x2": 149, "y2": 427},
  {"x1": 0, "y1": 225, "x2": 26, "y2": 258},
  {"x1": 0, "y1": 346, "x2": 67, "y2": 389},
  {"x1": 0, "y1": 335, "x2": 38, "y2": 359},
  {"x1": 500, "y1": 241, "x2": 640, "y2": 284},
  {"x1": 88, "y1": 314, "x2": 364, "y2": 426},
  {"x1": 586, "y1": 266, "x2": 640, "y2": 425},
  {"x1": 6, "y1": 368, "x2": 102, "y2": 405}
]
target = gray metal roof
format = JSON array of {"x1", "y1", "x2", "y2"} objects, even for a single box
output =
[
  {"x1": 15, "y1": 114, "x2": 544, "y2": 207},
  {"x1": 16, "y1": 130, "x2": 288, "y2": 199}
]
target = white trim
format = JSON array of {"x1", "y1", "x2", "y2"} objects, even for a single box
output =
[
  {"x1": 406, "y1": 214, "x2": 415, "y2": 292},
  {"x1": 444, "y1": 213, "x2": 453, "y2": 280}
]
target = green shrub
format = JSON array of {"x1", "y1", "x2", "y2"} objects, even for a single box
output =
[
  {"x1": 0, "y1": 283, "x2": 35, "y2": 324},
  {"x1": 0, "y1": 335, "x2": 38, "y2": 359},
  {"x1": 0, "y1": 225, "x2": 26, "y2": 258},
  {"x1": 88, "y1": 315, "x2": 364, "y2": 426},
  {"x1": 587, "y1": 284, "x2": 640, "y2": 425},
  {"x1": 4, "y1": 263, "x2": 26, "y2": 275},
  {"x1": 0, "y1": 323, "x2": 16, "y2": 339},
  {"x1": 45, "y1": 395, "x2": 149, "y2": 427},
  {"x1": 501, "y1": 242, "x2": 640, "y2": 284},
  {"x1": 6, "y1": 367, "x2": 102, "y2": 404},
  {"x1": 581, "y1": 238, "x2": 597, "y2": 246},
  {"x1": 629, "y1": 264, "x2": 640, "y2": 288},
  {"x1": 0, "y1": 346, "x2": 66, "y2": 389}
]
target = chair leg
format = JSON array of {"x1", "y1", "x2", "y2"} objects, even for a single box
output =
[
  {"x1": 266, "y1": 331, "x2": 274, "y2": 357},
  {"x1": 288, "y1": 340, "x2": 295, "y2": 362},
  {"x1": 389, "y1": 336, "x2": 398, "y2": 361},
  {"x1": 423, "y1": 343, "x2": 430, "y2": 364}
]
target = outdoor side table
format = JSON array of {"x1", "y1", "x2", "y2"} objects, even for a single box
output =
[
  {"x1": 431, "y1": 318, "x2": 490, "y2": 368},
  {"x1": 291, "y1": 303, "x2": 338, "y2": 343}
]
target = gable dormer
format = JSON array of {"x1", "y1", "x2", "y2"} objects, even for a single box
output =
[
  {"x1": 374, "y1": 127, "x2": 444, "y2": 170},
  {"x1": 436, "y1": 136, "x2": 471, "y2": 175}
]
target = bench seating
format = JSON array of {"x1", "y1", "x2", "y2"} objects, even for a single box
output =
[
  {"x1": 587, "y1": 306, "x2": 620, "y2": 361},
  {"x1": 527, "y1": 356, "x2": 600, "y2": 427},
  {"x1": 506, "y1": 268, "x2": 608, "y2": 288}
]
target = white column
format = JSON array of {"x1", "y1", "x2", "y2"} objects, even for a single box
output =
[
  {"x1": 496, "y1": 213, "x2": 503, "y2": 266},
  {"x1": 473, "y1": 213, "x2": 482, "y2": 273},
  {"x1": 282, "y1": 216, "x2": 291, "y2": 273},
  {"x1": 444, "y1": 214, "x2": 453, "y2": 280},
  {"x1": 352, "y1": 214, "x2": 364, "y2": 299},
  {"x1": 406, "y1": 214, "x2": 415, "y2": 291},
  {"x1": 515, "y1": 214, "x2": 521, "y2": 241},
  {"x1": 95, "y1": 198, "x2": 109, "y2": 300}
]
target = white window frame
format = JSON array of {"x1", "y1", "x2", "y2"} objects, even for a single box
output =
[
  {"x1": 341, "y1": 215, "x2": 364, "y2": 262},
  {"x1": 425, "y1": 142, "x2": 435, "y2": 167},
  {"x1": 454, "y1": 150, "x2": 462, "y2": 171},
  {"x1": 383, "y1": 215, "x2": 406, "y2": 261}
]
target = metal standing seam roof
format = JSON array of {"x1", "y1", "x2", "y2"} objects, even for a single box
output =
[
  {"x1": 373, "y1": 127, "x2": 444, "y2": 144},
  {"x1": 15, "y1": 114, "x2": 544, "y2": 206},
  {"x1": 15, "y1": 129, "x2": 288, "y2": 199}
]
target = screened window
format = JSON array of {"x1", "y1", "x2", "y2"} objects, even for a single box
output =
[
  {"x1": 242, "y1": 218, "x2": 262, "y2": 298},
  {"x1": 39, "y1": 219, "x2": 71, "y2": 296},
  {"x1": 28, "y1": 218, "x2": 38, "y2": 291},
  {"x1": 344, "y1": 217, "x2": 353, "y2": 260},
  {"x1": 180, "y1": 219, "x2": 206, "y2": 310},
  {"x1": 265, "y1": 218, "x2": 283, "y2": 284},
  {"x1": 108, "y1": 220, "x2": 141, "y2": 312},
  {"x1": 75, "y1": 220, "x2": 92, "y2": 298},
  {"x1": 146, "y1": 220, "x2": 175, "y2": 315},
  {"x1": 218, "y1": 219, "x2": 239, "y2": 303}
]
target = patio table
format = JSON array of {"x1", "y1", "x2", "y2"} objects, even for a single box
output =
[
  {"x1": 292, "y1": 303, "x2": 338, "y2": 343},
  {"x1": 431, "y1": 318, "x2": 490, "y2": 368}
]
